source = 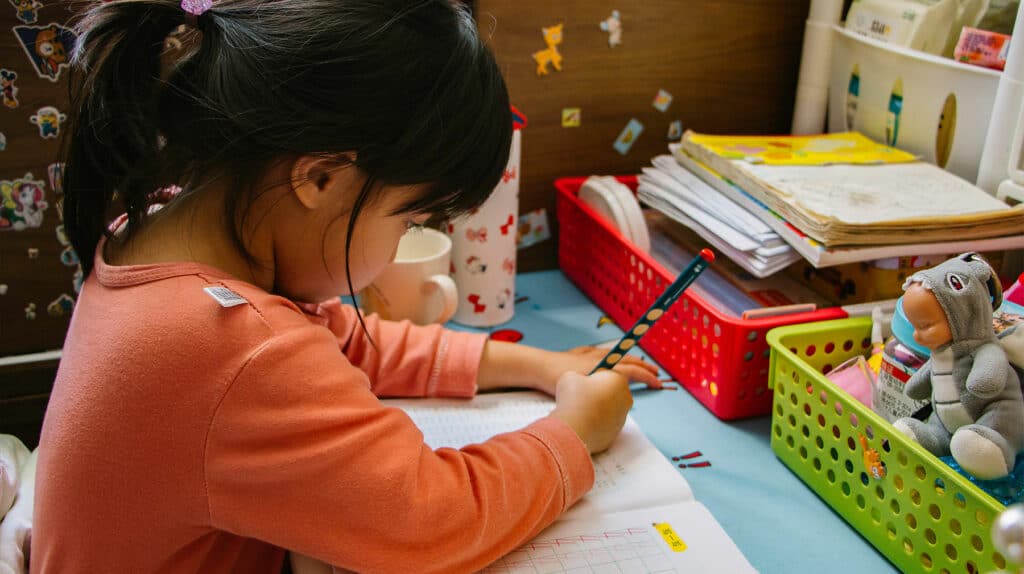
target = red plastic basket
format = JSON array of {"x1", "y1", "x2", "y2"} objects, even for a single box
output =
[{"x1": 556, "y1": 176, "x2": 848, "y2": 419}]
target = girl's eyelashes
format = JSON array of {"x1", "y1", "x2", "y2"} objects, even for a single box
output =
[
  {"x1": 405, "y1": 213, "x2": 433, "y2": 230},
  {"x1": 405, "y1": 217, "x2": 430, "y2": 230}
]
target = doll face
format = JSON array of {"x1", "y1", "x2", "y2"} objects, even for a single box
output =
[{"x1": 903, "y1": 283, "x2": 953, "y2": 350}]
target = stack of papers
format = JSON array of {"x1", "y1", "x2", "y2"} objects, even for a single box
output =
[
  {"x1": 673, "y1": 145, "x2": 1024, "y2": 268},
  {"x1": 680, "y1": 130, "x2": 1024, "y2": 247},
  {"x1": 638, "y1": 155, "x2": 801, "y2": 278}
]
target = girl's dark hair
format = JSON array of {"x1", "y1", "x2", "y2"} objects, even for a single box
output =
[{"x1": 63, "y1": 0, "x2": 511, "y2": 295}]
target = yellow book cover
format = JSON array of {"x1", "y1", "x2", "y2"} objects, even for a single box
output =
[{"x1": 685, "y1": 131, "x2": 917, "y2": 166}]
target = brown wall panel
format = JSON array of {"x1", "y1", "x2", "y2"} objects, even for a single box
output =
[{"x1": 478, "y1": 1, "x2": 811, "y2": 270}]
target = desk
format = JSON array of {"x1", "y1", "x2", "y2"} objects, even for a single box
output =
[{"x1": 450, "y1": 270, "x2": 897, "y2": 574}]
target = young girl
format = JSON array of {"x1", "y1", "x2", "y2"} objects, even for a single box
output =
[{"x1": 33, "y1": 1, "x2": 660, "y2": 572}]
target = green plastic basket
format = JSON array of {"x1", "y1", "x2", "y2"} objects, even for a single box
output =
[{"x1": 767, "y1": 318, "x2": 1009, "y2": 573}]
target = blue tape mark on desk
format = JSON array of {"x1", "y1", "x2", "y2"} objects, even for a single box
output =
[{"x1": 451, "y1": 271, "x2": 897, "y2": 574}]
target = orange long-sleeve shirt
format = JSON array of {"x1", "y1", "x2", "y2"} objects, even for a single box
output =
[{"x1": 32, "y1": 250, "x2": 594, "y2": 573}]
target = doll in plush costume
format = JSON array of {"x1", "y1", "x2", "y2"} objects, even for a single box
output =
[{"x1": 893, "y1": 253, "x2": 1024, "y2": 480}]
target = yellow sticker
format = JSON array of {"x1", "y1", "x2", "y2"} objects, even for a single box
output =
[
  {"x1": 654, "y1": 522, "x2": 687, "y2": 552},
  {"x1": 561, "y1": 107, "x2": 581, "y2": 127}
]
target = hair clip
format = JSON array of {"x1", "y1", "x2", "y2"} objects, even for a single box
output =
[{"x1": 180, "y1": 0, "x2": 212, "y2": 17}]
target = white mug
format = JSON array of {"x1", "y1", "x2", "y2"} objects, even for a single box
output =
[{"x1": 359, "y1": 227, "x2": 458, "y2": 325}]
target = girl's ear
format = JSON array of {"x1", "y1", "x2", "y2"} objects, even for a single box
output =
[{"x1": 289, "y1": 153, "x2": 357, "y2": 210}]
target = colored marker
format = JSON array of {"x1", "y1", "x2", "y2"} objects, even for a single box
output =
[{"x1": 589, "y1": 249, "x2": 715, "y2": 374}]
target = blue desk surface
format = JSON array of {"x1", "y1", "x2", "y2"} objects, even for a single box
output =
[{"x1": 449, "y1": 271, "x2": 897, "y2": 574}]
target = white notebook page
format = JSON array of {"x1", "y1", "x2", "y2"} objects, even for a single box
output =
[{"x1": 382, "y1": 391, "x2": 693, "y2": 521}]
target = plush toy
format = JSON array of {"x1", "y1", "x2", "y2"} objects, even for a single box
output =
[
  {"x1": 893, "y1": 253, "x2": 1024, "y2": 480},
  {"x1": 0, "y1": 447, "x2": 35, "y2": 574}
]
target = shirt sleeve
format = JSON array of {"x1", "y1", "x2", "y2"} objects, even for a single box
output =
[
  {"x1": 205, "y1": 325, "x2": 594, "y2": 574},
  {"x1": 315, "y1": 299, "x2": 486, "y2": 398}
]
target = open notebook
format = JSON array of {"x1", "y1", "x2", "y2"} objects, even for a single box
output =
[{"x1": 381, "y1": 391, "x2": 756, "y2": 573}]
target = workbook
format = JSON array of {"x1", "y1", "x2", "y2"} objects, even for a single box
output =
[
  {"x1": 382, "y1": 391, "x2": 756, "y2": 573},
  {"x1": 679, "y1": 130, "x2": 1024, "y2": 247}
]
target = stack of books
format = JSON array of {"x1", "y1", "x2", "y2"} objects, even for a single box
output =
[{"x1": 641, "y1": 131, "x2": 1024, "y2": 268}]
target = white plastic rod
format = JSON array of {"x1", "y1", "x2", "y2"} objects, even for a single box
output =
[
  {"x1": 791, "y1": 0, "x2": 845, "y2": 134},
  {"x1": 976, "y1": 1, "x2": 1024, "y2": 193}
]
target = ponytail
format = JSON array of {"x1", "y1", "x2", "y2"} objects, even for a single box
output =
[
  {"x1": 62, "y1": 1, "x2": 185, "y2": 275},
  {"x1": 62, "y1": 0, "x2": 512, "y2": 286}
]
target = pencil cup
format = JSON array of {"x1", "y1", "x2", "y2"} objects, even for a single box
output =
[
  {"x1": 447, "y1": 128, "x2": 521, "y2": 327},
  {"x1": 359, "y1": 228, "x2": 457, "y2": 325}
]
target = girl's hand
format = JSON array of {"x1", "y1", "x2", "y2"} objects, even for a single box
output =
[{"x1": 535, "y1": 345, "x2": 661, "y2": 396}]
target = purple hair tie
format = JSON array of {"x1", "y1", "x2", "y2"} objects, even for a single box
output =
[{"x1": 180, "y1": 0, "x2": 212, "y2": 17}]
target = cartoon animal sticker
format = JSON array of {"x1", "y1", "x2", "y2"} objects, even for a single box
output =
[
  {"x1": 9, "y1": 0, "x2": 43, "y2": 24},
  {"x1": 516, "y1": 208, "x2": 551, "y2": 249},
  {"x1": 532, "y1": 23, "x2": 563, "y2": 76},
  {"x1": 46, "y1": 293, "x2": 74, "y2": 317},
  {"x1": 561, "y1": 107, "x2": 581, "y2": 128},
  {"x1": 613, "y1": 118, "x2": 644, "y2": 156},
  {"x1": 859, "y1": 435, "x2": 886, "y2": 479},
  {"x1": 47, "y1": 162, "x2": 63, "y2": 195},
  {"x1": 667, "y1": 120, "x2": 683, "y2": 141},
  {"x1": 30, "y1": 106, "x2": 65, "y2": 138},
  {"x1": 652, "y1": 89, "x2": 673, "y2": 113},
  {"x1": 599, "y1": 10, "x2": 622, "y2": 47},
  {"x1": 465, "y1": 255, "x2": 487, "y2": 274},
  {"x1": 13, "y1": 24, "x2": 77, "y2": 81},
  {"x1": 60, "y1": 245, "x2": 78, "y2": 267},
  {"x1": 1, "y1": 68, "x2": 18, "y2": 108},
  {"x1": 0, "y1": 172, "x2": 47, "y2": 230}
]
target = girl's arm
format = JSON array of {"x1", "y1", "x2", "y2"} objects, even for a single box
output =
[
  {"x1": 205, "y1": 325, "x2": 595, "y2": 573},
  {"x1": 314, "y1": 300, "x2": 660, "y2": 398},
  {"x1": 313, "y1": 299, "x2": 485, "y2": 398}
]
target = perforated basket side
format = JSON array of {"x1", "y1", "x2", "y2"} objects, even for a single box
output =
[
  {"x1": 557, "y1": 176, "x2": 845, "y2": 419},
  {"x1": 556, "y1": 178, "x2": 769, "y2": 418},
  {"x1": 768, "y1": 319, "x2": 1009, "y2": 574}
]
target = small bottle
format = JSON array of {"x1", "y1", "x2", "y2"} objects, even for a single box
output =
[{"x1": 873, "y1": 297, "x2": 930, "y2": 422}]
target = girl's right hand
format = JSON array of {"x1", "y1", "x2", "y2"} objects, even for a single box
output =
[{"x1": 550, "y1": 370, "x2": 633, "y2": 454}]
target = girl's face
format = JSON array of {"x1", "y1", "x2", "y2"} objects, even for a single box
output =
[{"x1": 267, "y1": 161, "x2": 431, "y2": 304}]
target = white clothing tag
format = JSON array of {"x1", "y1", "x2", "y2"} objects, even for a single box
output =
[{"x1": 203, "y1": 286, "x2": 247, "y2": 308}]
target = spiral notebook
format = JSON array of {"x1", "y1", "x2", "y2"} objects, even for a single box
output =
[{"x1": 382, "y1": 391, "x2": 757, "y2": 573}]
